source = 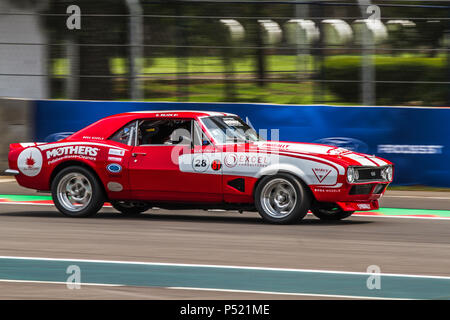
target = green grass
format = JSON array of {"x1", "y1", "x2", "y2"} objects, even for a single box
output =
[
  {"x1": 52, "y1": 53, "x2": 447, "y2": 105},
  {"x1": 138, "y1": 81, "x2": 338, "y2": 104}
]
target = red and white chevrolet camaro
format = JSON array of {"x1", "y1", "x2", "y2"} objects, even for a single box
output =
[{"x1": 6, "y1": 110, "x2": 393, "y2": 224}]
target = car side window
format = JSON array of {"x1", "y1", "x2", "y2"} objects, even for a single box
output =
[
  {"x1": 109, "y1": 121, "x2": 137, "y2": 146},
  {"x1": 137, "y1": 119, "x2": 192, "y2": 146}
]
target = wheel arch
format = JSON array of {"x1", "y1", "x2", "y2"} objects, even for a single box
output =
[
  {"x1": 49, "y1": 160, "x2": 107, "y2": 197},
  {"x1": 252, "y1": 166, "x2": 316, "y2": 201}
]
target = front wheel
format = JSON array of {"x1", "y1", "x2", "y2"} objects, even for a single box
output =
[
  {"x1": 254, "y1": 173, "x2": 311, "y2": 224},
  {"x1": 111, "y1": 201, "x2": 151, "y2": 215},
  {"x1": 52, "y1": 166, "x2": 105, "y2": 217},
  {"x1": 311, "y1": 204, "x2": 354, "y2": 221}
]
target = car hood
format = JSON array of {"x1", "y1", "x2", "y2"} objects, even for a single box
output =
[{"x1": 250, "y1": 141, "x2": 391, "y2": 167}]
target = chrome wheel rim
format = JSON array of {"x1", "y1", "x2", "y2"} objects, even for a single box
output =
[
  {"x1": 260, "y1": 178, "x2": 297, "y2": 219},
  {"x1": 57, "y1": 172, "x2": 92, "y2": 212}
]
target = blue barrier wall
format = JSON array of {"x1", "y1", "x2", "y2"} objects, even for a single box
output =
[{"x1": 34, "y1": 100, "x2": 450, "y2": 187}]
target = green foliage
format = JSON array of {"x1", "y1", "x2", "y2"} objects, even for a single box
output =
[{"x1": 324, "y1": 55, "x2": 448, "y2": 105}]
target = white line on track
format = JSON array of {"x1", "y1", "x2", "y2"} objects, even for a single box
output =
[
  {"x1": 0, "y1": 279, "x2": 122, "y2": 287},
  {"x1": 0, "y1": 255, "x2": 449, "y2": 280},
  {"x1": 0, "y1": 179, "x2": 17, "y2": 183},
  {"x1": 167, "y1": 287, "x2": 405, "y2": 300}
]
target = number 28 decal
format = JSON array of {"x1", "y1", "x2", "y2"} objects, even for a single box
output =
[{"x1": 192, "y1": 155, "x2": 209, "y2": 172}]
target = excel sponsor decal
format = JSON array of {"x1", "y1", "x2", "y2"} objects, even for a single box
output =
[
  {"x1": 224, "y1": 153, "x2": 270, "y2": 168},
  {"x1": 17, "y1": 147, "x2": 43, "y2": 177}
]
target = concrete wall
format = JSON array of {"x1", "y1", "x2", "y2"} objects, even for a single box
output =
[
  {"x1": 0, "y1": 98, "x2": 33, "y2": 170},
  {"x1": 0, "y1": 1, "x2": 49, "y2": 99}
]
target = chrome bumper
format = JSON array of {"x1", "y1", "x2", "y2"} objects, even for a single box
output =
[{"x1": 3, "y1": 169, "x2": 19, "y2": 176}]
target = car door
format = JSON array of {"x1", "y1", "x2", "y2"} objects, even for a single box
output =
[{"x1": 128, "y1": 117, "x2": 223, "y2": 202}]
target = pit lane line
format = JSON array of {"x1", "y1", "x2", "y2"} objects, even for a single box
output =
[{"x1": 0, "y1": 256, "x2": 449, "y2": 299}]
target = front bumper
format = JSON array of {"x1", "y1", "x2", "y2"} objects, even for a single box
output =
[{"x1": 336, "y1": 200, "x2": 379, "y2": 212}]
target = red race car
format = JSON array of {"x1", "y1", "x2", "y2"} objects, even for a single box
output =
[{"x1": 6, "y1": 111, "x2": 393, "y2": 224}]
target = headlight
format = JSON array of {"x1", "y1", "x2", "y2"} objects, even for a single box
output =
[
  {"x1": 382, "y1": 165, "x2": 393, "y2": 181},
  {"x1": 347, "y1": 167, "x2": 359, "y2": 183}
]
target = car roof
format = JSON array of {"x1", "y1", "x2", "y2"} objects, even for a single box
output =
[
  {"x1": 123, "y1": 110, "x2": 237, "y2": 118},
  {"x1": 67, "y1": 110, "x2": 239, "y2": 141}
]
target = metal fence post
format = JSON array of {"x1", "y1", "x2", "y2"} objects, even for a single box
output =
[
  {"x1": 126, "y1": 0, "x2": 144, "y2": 101},
  {"x1": 358, "y1": 0, "x2": 376, "y2": 106}
]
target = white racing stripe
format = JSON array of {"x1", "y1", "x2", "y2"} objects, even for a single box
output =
[{"x1": 37, "y1": 142, "x2": 126, "y2": 151}]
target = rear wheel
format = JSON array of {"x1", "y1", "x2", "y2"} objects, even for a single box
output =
[
  {"x1": 52, "y1": 166, "x2": 105, "y2": 217},
  {"x1": 111, "y1": 201, "x2": 150, "y2": 215},
  {"x1": 311, "y1": 204, "x2": 354, "y2": 221},
  {"x1": 254, "y1": 173, "x2": 311, "y2": 224}
]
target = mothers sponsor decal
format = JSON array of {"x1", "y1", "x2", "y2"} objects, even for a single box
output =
[
  {"x1": 17, "y1": 147, "x2": 43, "y2": 177},
  {"x1": 46, "y1": 145, "x2": 100, "y2": 164}
]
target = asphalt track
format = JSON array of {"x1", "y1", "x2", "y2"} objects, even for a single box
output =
[{"x1": 0, "y1": 178, "x2": 449, "y2": 299}]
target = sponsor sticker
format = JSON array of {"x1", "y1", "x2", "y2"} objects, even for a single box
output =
[
  {"x1": 312, "y1": 168, "x2": 332, "y2": 183},
  {"x1": 357, "y1": 203, "x2": 372, "y2": 210},
  {"x1": 224, "y1": 153, "x2": 269, "y2": 168},
  {"x1": 192, "y1": 154, "x2": 209, "y2": 172},
  {"x1": 109, "y1": 148, "x2": 125, "y2": 156},
  {"x1": 211, "y1": 160, "x2": 222, "y2": 171},
  {"x1": 107, "y1": 163, "x2": 122, "y2": 173},
  {"x1": 107, "y1": 182, "x2": 123, "y2": 192},
  {"x1": 108, "y1": 156, "x2": 122, "y2": 162},
  {"x1": 224, "y1": 153, "x2": 238, "y2": 168},
  {"x1": 17, "y1": 147, "x2": 43, "y2": 177},
  {"x1": 46, "y1": 146, "x2": 99, "y2": 159}
]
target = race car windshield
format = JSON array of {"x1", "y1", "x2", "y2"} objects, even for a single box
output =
[{"x1": 202, "y1": 116, "x2": 263, "y2": 144}]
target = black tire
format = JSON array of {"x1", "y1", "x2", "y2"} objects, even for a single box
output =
[
  {"x1": 111, "y1": 201, "x2": 150, "y2": 215},
  {"x1": 51, "y1": 166, "x2": 105, "y2": 218},
  {"x1": 254, "y1": 173, "x2": 311, "y2": 224},
  {"x1": 311, "y1": 204, "x2": 354, "y2": 221}
]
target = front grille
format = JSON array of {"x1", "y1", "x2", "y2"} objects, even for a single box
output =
[
  {"x1": 349, "y1": 184, "x2": 373, "y2": 195},
  {"x1": 357, "y1": 168, "x2": 382, "y2": 181}
]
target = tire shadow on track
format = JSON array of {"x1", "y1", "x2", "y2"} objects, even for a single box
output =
[{"x1": 0, "y1": 209, "x2": 373, "y2": 226}]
